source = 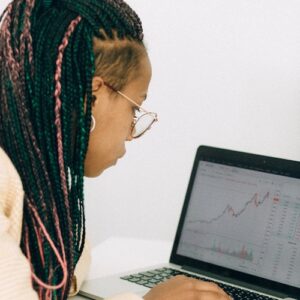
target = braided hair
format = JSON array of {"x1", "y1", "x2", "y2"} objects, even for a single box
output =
[{"x1": 0, "y1": 0, "x2": 145, "y2": 299}]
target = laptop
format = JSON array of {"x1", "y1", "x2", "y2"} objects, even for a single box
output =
[{"x1": 80, "y1": 145, "x2": 300, "y2": 300}]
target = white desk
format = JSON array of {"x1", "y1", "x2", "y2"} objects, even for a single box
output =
[{"x1": 68, "y1": 237, "x2": 172, "y2": 299}]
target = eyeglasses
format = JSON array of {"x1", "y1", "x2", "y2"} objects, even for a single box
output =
[{"x1": 104, "y1": 82, "x2": 158, "y2": 138}]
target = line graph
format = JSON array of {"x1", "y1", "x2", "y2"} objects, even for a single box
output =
[
  {"x1": 188, "y1": 191, "x2": 272, "y2": 225},
  {"x1": 183, "y1": 164, "x2": 281, "y2": 247}
]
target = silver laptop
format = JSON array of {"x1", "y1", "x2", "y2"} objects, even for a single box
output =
[{"x1": 80, "y1": 145, "x2": 300, "y2": 300}]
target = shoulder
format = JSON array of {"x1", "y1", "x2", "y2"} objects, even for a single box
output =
[
  {"x1": 0, "y1": 147, "x2": 23, "y2": 195},
  {"x1": 0, "y1": 147, "x2": 24, "y2": 242}
]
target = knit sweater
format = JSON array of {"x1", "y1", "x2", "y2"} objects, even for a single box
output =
[{"x1": 0, "y1": 147, "x2": 142, "y2": 300}]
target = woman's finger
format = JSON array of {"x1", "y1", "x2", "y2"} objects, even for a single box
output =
[
  {"x1": 177, "y1": 276, "x2": 228, "y2": 296},
  {"x1": 196, "y1": 291, "x2": 232, "y2": 300},
  {"x1": 192, "y1": 279, "x2": 228, "y2": 296}
]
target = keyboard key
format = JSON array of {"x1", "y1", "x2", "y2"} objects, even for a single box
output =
[
  {"x1": 127, "y1": 277, "x2": 140, "y2": 283},
  {"x1": 144, "y1": 282, "x2": 157, "y2": 288},
  {"x1": 139, "y1": 271, "x2": 156, "y2": 277}
]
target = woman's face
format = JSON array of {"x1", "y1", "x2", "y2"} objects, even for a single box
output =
[{"x1": 84, "y1": 54, "x2": 152, "y2": 177}]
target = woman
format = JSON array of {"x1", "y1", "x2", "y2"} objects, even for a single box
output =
[{"x1": 0, "y1": 0, "x2": 231, "y2": 299}]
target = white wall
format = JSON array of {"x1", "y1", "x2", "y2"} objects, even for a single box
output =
[{"x1": 2, "y1": 0, "x2": 300, "y2": 246}]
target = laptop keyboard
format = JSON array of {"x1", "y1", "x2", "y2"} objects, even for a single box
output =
[{"x1": 121, "y1": 267, "x2": 278, "y2": 300}]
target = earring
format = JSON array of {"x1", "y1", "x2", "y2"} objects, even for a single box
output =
[{"x1": 90, "y1": 115, "x2": 96, "y2": 132}]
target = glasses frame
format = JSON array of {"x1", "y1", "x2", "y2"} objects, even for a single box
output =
[{"x1": 104, "y1": 82, "x2": 158, "y2": 138}]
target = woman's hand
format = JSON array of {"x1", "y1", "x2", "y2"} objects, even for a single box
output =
[{"x1": 143, "y1": 275, "x2": 232, "y2": 300}]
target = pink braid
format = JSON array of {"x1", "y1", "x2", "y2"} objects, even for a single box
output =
[
  {"x1": 32, "y1": 216, "x2": 45, "y2": 267},
  {"x1": 19, "y1": 0, "x2": 35, "y2": 75},
  {"x1": 11, "y1": 0, "x2": 23, "y2": 61},
  {"x1": 53, "y1": 15, "x2": 82, "y2": 272},
  {"x1": 26, "y1": 201, "x2": 68, "y2": 290},
  {"x1": 1, "y1": 3, "x2": 20, "y2": 83},
  {"x1": 25, "y1": 195, "x2": 68, "y2": 297}
]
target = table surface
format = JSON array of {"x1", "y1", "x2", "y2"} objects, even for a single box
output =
[{"x1": 68, "y1": 237, "x2": 172, "y2": 299}]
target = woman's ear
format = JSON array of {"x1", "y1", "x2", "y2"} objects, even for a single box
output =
[
  {"x1": 91, "y1": 76, "x2": 105, "y2": 107},
  {"x1": 92, "y1": 76, "x2": 104, "y2": 92}
]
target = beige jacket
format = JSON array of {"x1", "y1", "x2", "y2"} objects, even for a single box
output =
[{"x1": 0, "y1": 148, "x2": 142, "y2": 300}]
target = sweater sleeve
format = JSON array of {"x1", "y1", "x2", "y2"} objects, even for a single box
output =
[{"x1": 0, "y1": 148, "x2": 39, "y2": 300}]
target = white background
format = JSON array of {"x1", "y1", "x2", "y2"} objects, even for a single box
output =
[{"x1": 1, "y1": 0, "x2": 300, "y2": 246}]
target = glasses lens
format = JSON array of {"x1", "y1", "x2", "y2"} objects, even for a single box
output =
[{"x1": 132, "y1": 112, "x2": 157, "y2": 138}]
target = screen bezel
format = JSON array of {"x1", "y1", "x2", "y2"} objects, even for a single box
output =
[{"x1": 170, "y1": 145, "x2": 300, "y2": 298}]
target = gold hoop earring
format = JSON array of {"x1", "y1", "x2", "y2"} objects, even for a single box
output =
[{"x1": 90, "y1": 115, "x2": 96, "y2": 132}]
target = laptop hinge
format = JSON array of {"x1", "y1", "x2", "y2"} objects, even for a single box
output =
[{"x1": 181, "y1": 265, "x2": 287, "y2": 299}]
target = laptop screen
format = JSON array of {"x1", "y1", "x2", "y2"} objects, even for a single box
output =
[{"x1": 177, "y1": 160, "x2": 300, "y2": 289}]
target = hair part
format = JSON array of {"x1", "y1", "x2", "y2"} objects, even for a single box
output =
[{"x1": 93, "y1": 34, "x2": 147, "y2": 91}]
